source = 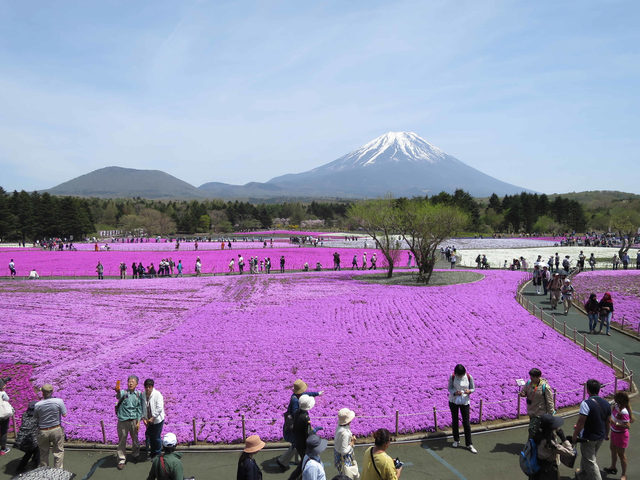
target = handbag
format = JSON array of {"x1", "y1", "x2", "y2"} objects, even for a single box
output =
[
  {"x1": 343, "y1": 459, "x2": 360, "y2": 480},
  {"x1": 0, "y1": 397, "x2": 14, "y2": 420}
]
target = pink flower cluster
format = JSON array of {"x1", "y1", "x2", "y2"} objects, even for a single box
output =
[
  {"x1": 572, "y1": 270, "x2": 640, "y2": 329},
  {"x1": 0, "y1": 269, "x2": 622, "y2": 444}
]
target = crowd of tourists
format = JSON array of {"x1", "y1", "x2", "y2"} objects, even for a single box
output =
[{"x1": 3, "y1": 365, "x2": 632, "y2": 480}]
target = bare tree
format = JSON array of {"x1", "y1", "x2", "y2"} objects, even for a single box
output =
[{"x1": 610, "y1": 205, "x2": 640, "y2": 259}]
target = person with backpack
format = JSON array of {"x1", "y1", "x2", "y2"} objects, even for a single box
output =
[
  {"x1": 561, "y1": 279, "x2": 575, "y2": 316},
  {"x1": 146, "y1": 432, "x2": 185, "y2": 480},
  {"x1": 519, "y1": 368, "x2": 555, "y2": 439},
  {"x1": 277, "y1": 380, "x2": 323, "y2": 470},
  {"x1": 572, "y1": 379, "x2": 612, "y2": 480},
  {"x1": 447, "y1": 364, "x2": 477, "y2": 453},
  {"x1": 605, "y1": 391, "x2": 634, "y2": 480},
  {"x1": 562, "y1": 256, "x2": 570, "y2": 272},
  {"x1": 237, "y1": 434, "x2": 265, "y2": 480},
  {"x1": 527, "y1": 414, "x2": 575, "y2": 480},
  {"x1": 115, "y1": 375, "x2": 144, "y2": 470},
  {"x1": 14, "y1": 400, "x2": 40, "y2": 473},
  {"x1": 597, "y1": 293, "x2": 614, "y2": 336},
  {"x1": 549, "y1": 274, "x2": 562, "y2": 310}
]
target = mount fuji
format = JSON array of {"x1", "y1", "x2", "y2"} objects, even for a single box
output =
[{"x1": 259, "y1": 132, "x2": 530, "y2": 198}]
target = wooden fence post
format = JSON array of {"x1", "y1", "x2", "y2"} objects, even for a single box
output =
[
  {"x1": 553, "y1": 388, "x2": 557, "y2": 412},
  {"x1": 552, "y1": 315, "x2": 555, "y2": 330},
  {"x1": 583, "y1": 334, "x2": 587, "y2": 351},
  {"x1": 615, "y1": 377, "x2": 618, "y2": 393},
  {"x1": 517, "y1": 395, "x2": 521, "y2": 419},
  {"x1": 621, "y1": 317, "x2": 625, "y2": 329},
  {"x1": 574, "y1": 328, "x2": 577, "y2": 343},
  {"x1": 583, "y1": 383, "x2": 587, "y2": 401},
  {"x1": 622, "y1": 358, "x2": 626, "y2": 376},
  {"x1": 637, "y1": 321, "x2": 640, "y2": 337},
  {"x1": 596, "y1": 343, "x2": 600, "y2": 360},
  {"x1": 478, "y1": 399, "x2": 484, "y2": 424},
  {"x1": 610, "y1": 351, "x2": 614, "y2": 369},
  {"x1": 563, "y1": 322, "x2": 567, "y2": 337},
  {"x1": 395, "y1": 410, "x2": 399, "y2": 437},
  {"x1": 631, "y1": 371, "x2": 634, "y2": 393},
  {"x1": 12, "y1": 416, "x2": 18, "y2": 438},
  {"x1": 193, "y1": 418, "x2": 197, "y2": 444},
  {"x1": 433, "y1": 406, "x2": 438, "y2": 431},
  {"x1": 242, "y1": 414, "x2": 246, "y2": 442},
  {"x1": 100, "y1": 420, "x2": 107, "y2": 444}
]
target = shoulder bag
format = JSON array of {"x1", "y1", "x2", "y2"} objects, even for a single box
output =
[
  {"x1": 370, "y1": 448, "x2": 383, "y2": 479},
  {"x1": 0, "y1": 396, "x2": 14, "y2": 421}
]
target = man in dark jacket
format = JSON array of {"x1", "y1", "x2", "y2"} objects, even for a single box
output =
[
  {"x1": 147, "y1": 432, "x2": 184, "y2": 480},
  {"x1": 14, "y1": 401, "x2": 40, "y2": 473}
]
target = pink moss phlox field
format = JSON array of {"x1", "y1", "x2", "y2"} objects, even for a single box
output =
[
  {"x1": 572, "y1": 270, "x2": 640, "y2": 329},
  {"x1": 1, "y1": 247, "x2": 376, "y2": 277},
  {"x1": 0, "y1": 363, "x2": 39, "y2": 428},
  {"x1": 0, "y1": 269, "x2": 622, "y2": 444}
]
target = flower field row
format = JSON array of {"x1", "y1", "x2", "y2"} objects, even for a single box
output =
[
  {"x1": 0, "y1": 269, "x2": 622, "y2": 444},
  {"x1": 571, "y1": 270, "x2": 640, "y2": 330},
  {"x1": 0, "y1": 247, "x2": 379, "y2": 277}
]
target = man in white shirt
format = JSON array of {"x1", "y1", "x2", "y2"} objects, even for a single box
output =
[
  {"x1": 28, "y1": 269, "x2": 39, "y2": 280},
  {"x1": 8, "y1": 260, "x2": 16, "y2": 278},
  {"x1": 142, "y1": 379, "x2": 165, "y2": 461}
]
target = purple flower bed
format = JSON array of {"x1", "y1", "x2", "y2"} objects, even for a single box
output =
[
  {"x1": 0, "y1": 363, "x2": 39, "y2": 429},
  {"x1": 0, "y1": 269, "x2": 622, "y2": 444},
  {"x1": 0, "y1": 247, "x2": 375, "y2": 277},
  {"x1": 572, "y1": 270, "x2": 640, "y2": 330}
]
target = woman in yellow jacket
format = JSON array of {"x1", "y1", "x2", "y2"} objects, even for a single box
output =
[{"x1": 361, "y1": 429, "x2": 402, "y2": 480}]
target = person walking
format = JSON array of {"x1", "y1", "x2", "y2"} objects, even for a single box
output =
[
  {"x1": 277, "y1": 380, "x2": 323, "y2": 469},
  {"x1": 142, "y1": 379, "x2": 165, "y2": 462},
  {"x1": 407, "y1": 253, "x2": 412, "y2": 267},
  {"x1": 334, "y1": 408, "x2": 359, "y2": 479},
  {"x1": 301, "y1": 434, "x2": 328, "y2": 480},
  {"x1": 96, "y1": 261, "x2": 104, "y2": 279},
  {"x1": 450, "y1": 253, "x2": 457, "y2": 269},
  {"x1": 447, "y1": 364, "x2": 477, "y2": 453},
  {"x1": 0, "y1": 378, "x2": 12, "y2": 456},
  {"x1": 287, "y1": 395, "x2": 324, "y2": 480},
  {"x1": 120, "y1": 262, "x2": 127, "y2": 279},
  {"x1": 549, "y1": 273, "x2": 562, "y2": 310},
  {"x1": 352, "y1": 255, "x2": 358, "y2": 270},
  {"x1": 585, "y1": 294, "x2": 600, "y2": 334},
  {"x1": 238, "y1": 255, "x2": 245, "y2": 274},
  {"x1": 561, "y1": 278, "x2": 575, "y2": 315},
  {"x1": 13, "y1": 400, "x2": 40, "y2": 473},
  {"x1": 589, "y1": 254, "x2": 596, "y2": 271},
  {"x1": 361, "y1": 428, "x2": 402, "y2": 480},
  {"x1": 176, "y1": 260, "x2": 183, "y2": 277},
  {"x1": 532, "y1": 265, "x2": 542, "y2": 295},
  {"x1": 572, "y1": 379, "x2": 612, "y2": 480},
  {"x1": 237, "y1": 434, "x2": 265, "y2": 480},
  {"x1": 132, "y1": 261, "x2": 138, "y2": 279},
  {"x1": 34, "y1": 384, "x2": 67, "y2": 469},
  {"x1": 115, "y1": 375, "x2": 144, "y2": 470},
  {"x1": 280, "y1": 256, "x2": 286, "y2": 273},
  {"x1": 8, "y1": 259, "x2": 16, "y2": 278},
  {"x1": 361, "y1": 252, "x2": 367, "y2": 270},
  {"x1": 605, "y1": 391, "x2": 634, "y2": 480},
  {"x1": 597, "y1": 292, "x2": 614, "y2": 336},
  {"x1": 519, "y1": 368, "x2": 555, "y2": 438},
  {"x1": 146, "y1": 432, "x2": 185, "y2": 480}
]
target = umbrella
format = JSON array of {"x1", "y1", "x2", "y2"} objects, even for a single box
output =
[
  {"x1": 11, "y1": 467, "x2": 76, "y2": 480},
  {"x1": 557, "y1": 269, "x2": 569, "y2": 276}
]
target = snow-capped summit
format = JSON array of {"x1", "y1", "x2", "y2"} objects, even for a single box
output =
[
  {"x1": 315, "y1": 132, "x2": 453, "y2": 173},
  {"x1": 265, "y1": 131, "x2": 531, "y2": 198}
]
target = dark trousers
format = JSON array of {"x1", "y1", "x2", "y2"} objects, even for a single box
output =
[
  {"x1": 0, "y1": 418, "x2": 8, "y2": 448},
  {"x1": 145, "y1": 420, "x2": 164, "y2": 458},
  {"x1": 17, "y1": 449, "x2": 40, "y2": 471},
  {"x1": 449, "y1": 402, "x2": 472, "y2": 446},
  {"x1": 287, "y1": 443, "x2": 306, "y2": 480}
]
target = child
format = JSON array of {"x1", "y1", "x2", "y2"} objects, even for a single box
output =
[{"x1": 605, "y1": 391, "x2": 634, "y2": 480}]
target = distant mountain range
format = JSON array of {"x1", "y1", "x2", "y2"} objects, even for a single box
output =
[{"x1": 45, "y1": 132, "x2": 532, "y2": 199}]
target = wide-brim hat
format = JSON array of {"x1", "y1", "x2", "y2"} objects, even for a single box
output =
[
  {"x1": 306, "y1": 434, "x2": 328, "y2": 456},
  {"x1": 299, "y1": 394, "x2": 315, "y2": 411},
  {"x1": 540, "y1": 414, "x2": 564, "y2": 429},
  {"x1": 338, "y1": 408, "x2": 356, "y2": 425},
  {"x1": 244, "y1": 435, "x2": 266, "y2": 453},
  {"x1": 293, "y1": 379, "x2": 308, "y2": 395}
]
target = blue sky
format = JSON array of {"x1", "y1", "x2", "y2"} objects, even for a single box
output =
[{"x1": 1, "y1": 0, "x2": 639, "y2": 194}]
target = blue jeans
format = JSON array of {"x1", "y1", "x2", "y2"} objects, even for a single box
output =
[
  {"x1": 598, "y1": 312, "x2": 612, "y2": 334},
  {"x1": 588, "y1": 313, "x2": 598, "y2": 331},
  {"x1": 145, "y1": 420, "x2": 164, "y2": 458}
]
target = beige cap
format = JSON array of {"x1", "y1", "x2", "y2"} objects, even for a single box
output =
[{"x1": 41, "y1": 384, "x2": 54, "y2": 393}]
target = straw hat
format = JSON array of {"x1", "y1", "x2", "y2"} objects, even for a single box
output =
[
  {"x1": 298, "y1": 394, "x2": 315, "y2": 411},
  {"x1": 293, "y1": 379, "x2": 308, "y2": 395},
  {"x1": 244, "y1": 435, "x2": 266, "y2": 453},
  {"x1": 338, "y1": 408, "x2": 355, "y2": 426}
]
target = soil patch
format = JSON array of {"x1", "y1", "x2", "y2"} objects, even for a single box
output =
[{"x1": 358, "y1": 270, "x2": 484, "y2": 286}]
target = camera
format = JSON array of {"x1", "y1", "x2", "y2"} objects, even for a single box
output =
[
  {"x1": 394, "y1": 458, "x2": 404, "y2": 469},
  {"x1": 526, "y1": 398, "x2": 532, "y2": 405}
]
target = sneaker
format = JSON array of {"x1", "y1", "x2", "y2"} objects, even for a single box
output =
[
  {"x1": 0, "y1": 447, "x2": 10, "y2": 455},
  {"x1": 117, "y1": 463, "x2": 125, "y2": 470},
  {"x1": 452, "y1": 441, "x2": 459, "y2": 448},
  {"x1": 468, "y1": 445, "x2": 478, "y2": 454}
]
